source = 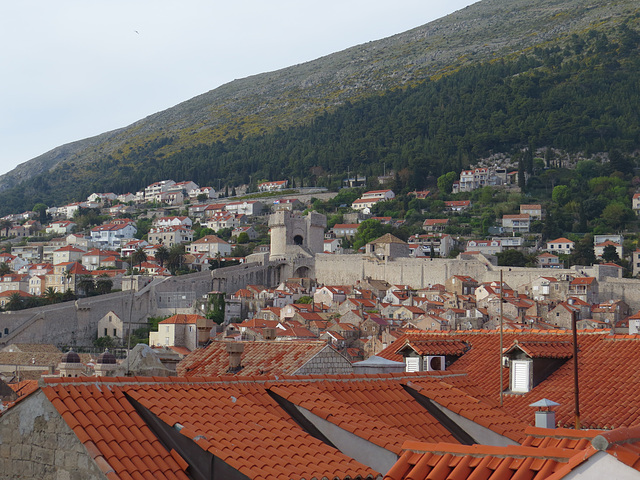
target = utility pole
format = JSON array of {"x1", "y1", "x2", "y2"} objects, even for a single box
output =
[
  {"x1": 499, "y1": 269, "x2": 504, "y2": 407},
  {"x1": 572, "y1": 310, "x2": 581, "y2": 429}
]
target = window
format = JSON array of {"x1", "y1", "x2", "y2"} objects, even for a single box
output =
[
  {"x1": 405, "y1": 357, "x2": 420, "y2": 372},
  {"x1": 104, "y1": 328, "x2": 108, "y2": 336},
  {"x1": 511, "y1": 360, "x2": 531, "y2": 392}
]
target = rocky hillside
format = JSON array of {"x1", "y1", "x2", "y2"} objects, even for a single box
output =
[{"x1": 0, "y1": 0, "x2": 637, "y2": 198}]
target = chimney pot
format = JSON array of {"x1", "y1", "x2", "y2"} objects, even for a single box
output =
[{"x1": 226, "y1": 342, "x2": 244, "y2": 372}]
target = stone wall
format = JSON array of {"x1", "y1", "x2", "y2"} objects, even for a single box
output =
[
  {"x1": 0, "y1": 391, "x2": 106, "y2": 480},
  {"x1": 294, "y1": 346, "x2": 353, "y2": 375},
  {"x1": 315, "y1": 254, "x2": 640, "y2": 311}
]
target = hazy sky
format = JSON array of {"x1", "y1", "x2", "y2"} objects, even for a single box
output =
[{"x1": 0, "y1": 1, "x2": 477, "y2": 176}]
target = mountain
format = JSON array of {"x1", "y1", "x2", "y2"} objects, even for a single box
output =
[{"x1": 0, "y1": 0, "x2": 638, "y2": 213}]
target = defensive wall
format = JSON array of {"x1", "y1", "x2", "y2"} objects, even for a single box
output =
[
  {"x1": 315, "y1": 254, "x2": 640, "y2": 310},
  {"x1": 0, "y1": 262, "x2": 285, "y2": 348},
  {"x1": 3, "y1": 253, "x2": 640, "y2": 348}
]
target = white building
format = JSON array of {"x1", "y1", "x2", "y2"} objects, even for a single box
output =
[
  {"x1": 546, "y1": 237, "x2": 574, "y2": 255},
  {"x1": 90, "y1": 222, "x2": 137, "y2": 248}
]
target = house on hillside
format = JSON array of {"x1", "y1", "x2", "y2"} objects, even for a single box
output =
[{"x1": 546, "y1": 237, "x2": 574, "y2": 255}]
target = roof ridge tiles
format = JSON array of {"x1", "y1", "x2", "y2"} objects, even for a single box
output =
[{"x1": 400, "y1": 441, "x2": 577, "y2": 460}]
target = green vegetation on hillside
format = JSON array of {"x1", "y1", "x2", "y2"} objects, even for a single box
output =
[{"x1": 0, "y1": 20, "x2": 639, "y2": 216}]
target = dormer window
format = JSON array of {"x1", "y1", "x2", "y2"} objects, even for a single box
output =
[
  {"x1": 395, "y1": 340, "x2": 468, "y2": 372},
  {"x1": 503, "y1": 340, "x2": 572, "y2": 393}
]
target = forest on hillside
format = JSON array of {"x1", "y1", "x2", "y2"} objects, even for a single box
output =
[{"x1": 0, "y1": 20, "x2": 638, "y2": 216}]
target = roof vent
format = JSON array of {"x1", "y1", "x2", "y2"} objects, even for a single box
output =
[{"x1": 529, "y1": 398, "x2": 560, "y2": 429}]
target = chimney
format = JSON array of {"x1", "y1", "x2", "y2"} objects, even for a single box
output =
[
  {"x1": 263, "y1": 327, "x2": 276, "y2": 341},
  {"x1": 529, "y1": 399, "x2": 560, "y2": 429},
  {"x1": 226, "y1": 342, "x2": 244, "y2": 372}
]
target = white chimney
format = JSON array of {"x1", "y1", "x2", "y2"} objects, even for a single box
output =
[{"x1": 529, "y1": 398, "x2": 560, "y2": 429}]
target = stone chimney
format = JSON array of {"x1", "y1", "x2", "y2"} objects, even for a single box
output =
[
  {"x1": 263, "y1": 327, "x2": 276, "y2": 341},
  {"x1": 226, "y1": 342, "x2": 244, "y2": 372}
]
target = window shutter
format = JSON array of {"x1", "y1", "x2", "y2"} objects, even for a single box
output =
[
  {"x1": 512, "y1": 360, "x2": 531, "y2": 392},
  {"x1": 405, "y1": 357, "x2": 420, "y2": 373}
]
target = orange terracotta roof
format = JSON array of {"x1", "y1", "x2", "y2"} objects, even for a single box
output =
[
  {"x1": 385, "y1": 440, "x2": 578, "y2": 480},
  {"x1": 503, "y1": 340, "x2": 573, "y2": 359},
  {"x1": 41, "y1": 372, "x2": 529, "y2": 479},
  {"x1": 378, "y1": 330, "x2": 640, "y2": 429},
  {"x1": 42, "y1": 382, "x2": 191, "y2": 480},
  {"x1": 395, "y1": 340, "x2": 469, "y2": 356},
  {"x1": 158, "y1": 314, "x2": 204, "y2": 325},
  {"x1": 177, "y1": 340, "x2": 338, "y2": 376}
]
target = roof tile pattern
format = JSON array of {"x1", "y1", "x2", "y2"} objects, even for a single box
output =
[
  {"x1": 269, "y1": 378, "x2": 459, "y2": 449},
  {"x1": 42, "y1": 382, "x2": 190, "y2": 480},
  {"x1": 128, "y1": 382, "x2": 377, "y2": 480},
  {"x1": 177, "y1": 341, "x2": 340, "y2": 376},
  {"x1": 378, "y1": 331, "x2": 640, "y2": 429},
  {"x1": 384, "y1": 441, "x2": 578, "y2": 480}
]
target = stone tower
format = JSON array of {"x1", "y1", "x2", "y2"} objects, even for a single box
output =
[{"x1": 269, "y1": 211, "x2": 326, "y2": 260}]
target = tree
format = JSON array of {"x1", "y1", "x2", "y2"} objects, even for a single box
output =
[
  {"x1": 601, "y1": 244, "x2": 620, "y2": 263},
  {"x1": 0, "y1": 263, "x2": 12, "y2": 276},
  {"x1": 0, "y1": 220, "x2": 11, "y2": 237},
  {"x1": 155, "y1": 245, "x2": 170, "y2": 268},
  {"x1": 131, "y1": 246, "x2": 147, "y2": 271},
  {"x1": 5, "y1": 292, "x2": 24, "y2": 311},
  {"x1": 94, "y1": 336, "x2": 114, "y2": 350},
  {"x1": 77, "y1": 275, "x2": 96, "y2": 297},
  {"x1": 600, "y1": 202, "x2": 632, "y2": 231},
  {"x1": 552, "y1": 185, "x2": 571, "y2": 206},
  {"x1": 32, "y1": 203, "x2": 48, "y2": 224},
  {"x1": 569, "y1": 235, "x2": 596, "y2": 267},
  {"x1": 437, "y1": 171, "x2": 458, "y2": 195},
  {"x1": 236, "y1": 232, "x2": 250, "y2": 244},
  {"x1": 496, "y1": 249, "x2": 528, "y2": 267},
  {"x1": 43, "y1": 287, "x2": 62, "y2": 304},
  {"x1": 353, "y1": 220, "x2": 388, "y2": 251},
  {"x1": 297, "y1": 296, "x2": 313, "y2": 304},
  {"x1": 95, "y1": 275, "x2": 113, "y2": 295},
  {"x1": 166, "y1": 244, "x2": 186, "y2": 274},
  {"x1": 207, "y1": 292, "x2": 225, "y2": 325}
]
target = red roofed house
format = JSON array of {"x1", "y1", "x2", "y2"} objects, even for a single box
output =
[
  {"x1": 423, "y1": 218, "x2": 449, "y2": 232},
  {"x1": 178, "y1": 339, "x2": 352, "y2": 377},
  {"x1": 148, "y1": 314, "x2": 213, "y2": 351},
  {"x1": 569, "y1": 277, "x2": 599, "y2": 303},
  {"x1": 520, "y1": 203, "x2": 543, "y2": 220},
  {"x1": 187, "y1": 235, "x2": 231, "y2": 257},
  {"x1": 547, "y1": 237, "x2": 574, "y2": 255},
  {"x1": 537, "y1": 252, "x2": 561, "y2": 268},
  {"x1": 258, "y1": 179, "x2": 288, "y2": 192},
  {"x1": 633, "y1": 192, "x2": 640, "y2": 213},
  {"x1": 90, "y1": 221, "x2": 137, "y2": 248},
  {"x1": 594, "y1": 239, "x2": 623, "y2": 259},
  {"x1": 52, "y1": 245, "x2": 86, "y2": 265},
  {"x1": 502, "y1": 213, "x2": 530, "y2": 233},
  {"x1": 444, "y1": 200, "x2": 471, "y2": 212}
]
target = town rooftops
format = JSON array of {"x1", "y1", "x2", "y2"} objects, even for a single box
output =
[
  {"x1": 387, "y1": 424, "x2": 640, "y2": 480},
  {"x1": 379, "y1": 330, "x2": 640, "y2": 430},
  {"x1": 177, "y1": 340, "x2": 347, "y2": 377},
  {"x1": 31, "y1": 370, "x2": 535, "y2": 479}
]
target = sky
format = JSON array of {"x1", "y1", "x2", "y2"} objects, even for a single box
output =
[{"x1": 0, "y1": 0, "x2": 477, "y2": 177}]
